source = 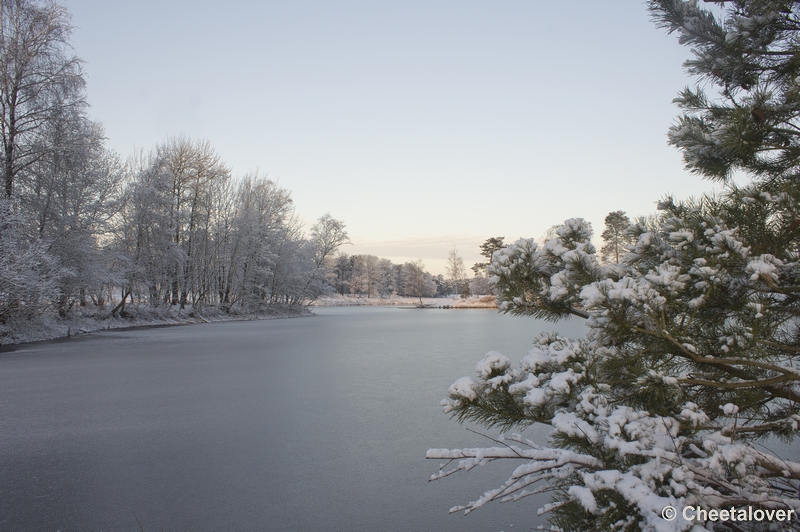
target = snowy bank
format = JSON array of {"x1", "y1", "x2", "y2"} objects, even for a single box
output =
[{"x1": 0, "y1": 304, "x2": 311, "y2": 346}]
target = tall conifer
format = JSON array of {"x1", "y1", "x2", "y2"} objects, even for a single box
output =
[{"x1": 430, "y1": 3, "x2": 800, "y2": 530}]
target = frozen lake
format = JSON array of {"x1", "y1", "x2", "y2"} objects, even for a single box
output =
[{"x1": 0, "y1": 306, "x2": 586, "y2": 531}]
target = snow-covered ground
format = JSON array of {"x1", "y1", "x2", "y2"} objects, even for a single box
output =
[
  {"x1": 313, "y1": 294, "x2": 498, "y2": 308},
  {"x1": 0, "y1": 304, "x2": 311, "y2": 346}
]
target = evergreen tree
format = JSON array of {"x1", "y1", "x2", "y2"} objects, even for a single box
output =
[
  {"x1": 430, "y1": 3, "x2": 800, "y2": 530},
  {"x1": 600, "y1": 210, "x2": 633, "y2": 264},
  {"x1": 471, "y1": 236, "x2": 505, "y2": 275},
  {"x1": 652, "y1": 0, "x2": 800, "y2": 187}
]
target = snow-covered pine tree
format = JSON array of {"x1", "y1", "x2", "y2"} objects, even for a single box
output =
[
  {"x1": 653, "y1": 0, "x2": 800, "y2": 186},
  {"x1": 429, "y1": 2, "x2": 800, "y2": 530}
]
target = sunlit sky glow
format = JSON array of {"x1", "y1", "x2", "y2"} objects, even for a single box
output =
[{"x1": 65, "y1": 1, "x2": 720, "y2": 275}]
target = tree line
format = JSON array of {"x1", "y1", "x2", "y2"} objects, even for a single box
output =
[
  {"x1": 0, "y1": 0, "x2": 348, "y2": 335},
  {"x1": 329, "y1": 253, "x2": 493, "y2": 301}
]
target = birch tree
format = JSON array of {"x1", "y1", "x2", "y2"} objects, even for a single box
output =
[
  {"x1": 0, "y1": 0, "x2": 84, "y2": 199},
  {"x1": 446, "y1": 247, "x2": 466, "y2": 296}
]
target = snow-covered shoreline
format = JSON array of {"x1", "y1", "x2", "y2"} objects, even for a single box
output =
[
  {"x1": 1, "y1": 296, "x2": 499, "y2": 347},
  {"x1": 312, "y1": 295, "x2": 498, "y2": 309},
  {"x1": 0, "y1": 304, "x2": 312, "y2": 347}
]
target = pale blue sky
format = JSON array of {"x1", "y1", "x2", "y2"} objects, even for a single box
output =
[{"x1": 65, "y1": 1, "x2": 716, "y2": 274}]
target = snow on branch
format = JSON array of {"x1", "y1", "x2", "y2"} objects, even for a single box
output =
[{"x1": 431, "y1": 202, "x2": 800, "y2": 530}]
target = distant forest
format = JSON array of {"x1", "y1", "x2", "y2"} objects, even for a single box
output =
[{"x1": 329, "y1": 254, "x2": 491, "y2": 300}]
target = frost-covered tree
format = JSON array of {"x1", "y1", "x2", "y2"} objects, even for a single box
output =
[
  {"x1": 226, "y1": 173, "x2": 299, "y2": 308},
  {"x1": 331, "y1": 253, "x2": 353, "y2": 295},
  {"x1": 0, "y1": 0, "x2": 125, "y2": 321},
  {"x1": 429, "y1": 2, "x2": 800, "y2": 531},
  {"x1": 376, "y1": 257, "x2": 395, "y2": 298},
  {"x1": 600, "y1": 210, "x2": 633, "y2": 264},
  {"x1": 350, "y1": 254, "x2": 377, "y2": 298},
  {"x1": 323, "y1": 253, "x2": 433, "y2": 299},
  {"x1": 112, "y1": 149, "x2": 181, "y2": 312},
  {"x1": 403, "y1": 259, "x2": 436, "y2": 303},
  {"x1": 21, "y1": 114, "x2": 123, "y2": 315},
  {"x1": 310, "y1": 212, "x2": 349, "y2": 269},
  {"x1": 468, "y1": 273, "x2": 491, "y2": 296},
  {"x1": 153, "y1": 136, "x2": 230, "y2": 308},
  {"x1": 0, "y1": 197, "x2": 62, "y2": 328},
  {"x1": 1, "y1": 0, "x2": 84, "y2": 198},
  {"x1": 111, "y1": 155, "x2": 340, "y2": 314}
]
